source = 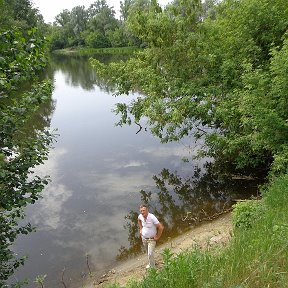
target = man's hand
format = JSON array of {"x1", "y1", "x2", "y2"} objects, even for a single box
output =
[{"x1": 154, "y1": 222, "x2": 164, "y2": 241}]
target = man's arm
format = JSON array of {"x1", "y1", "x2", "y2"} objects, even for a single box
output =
[{"x1": 154, "y1": 222, "x2": 164, "y2": 241}]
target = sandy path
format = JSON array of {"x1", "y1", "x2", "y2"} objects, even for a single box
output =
[{"x1": 85, "y1": 212, "x2": 232, "y2": 287}]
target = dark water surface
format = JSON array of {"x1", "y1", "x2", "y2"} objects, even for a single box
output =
[{"x1": 11, "y1": 55, "x2": 260, "y2": 287}]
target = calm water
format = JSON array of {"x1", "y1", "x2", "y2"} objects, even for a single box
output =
[{"x1": 11, "y1": 55, "x2": 260, "y2": 287}]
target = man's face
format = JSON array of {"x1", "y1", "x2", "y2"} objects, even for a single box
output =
[{"x1": 140, "y1": 207, "x2": 148, "y2": 218}]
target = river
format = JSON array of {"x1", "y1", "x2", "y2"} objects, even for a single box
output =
[{"x1": 11, "y1": 54, "x2": 261, "y2": 287}]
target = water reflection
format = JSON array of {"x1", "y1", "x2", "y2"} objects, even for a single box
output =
[
  {"x1": 117, "y1": 163, "x2": 262, "y2": 260},
  {"x1": 48, "y1": 54, "x2": 127, "y2": 93},
  {"x1": 23, "y1": 96, "x2": 56, "y2": 138}
]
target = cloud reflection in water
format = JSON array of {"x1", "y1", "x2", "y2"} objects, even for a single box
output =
[{"x1": 31, "y1": 148, "x2": 72, "y2": 230}]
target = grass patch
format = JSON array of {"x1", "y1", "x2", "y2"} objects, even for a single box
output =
[
  {"x1": 52, "y1": 46, "x2": 141, "y2": 56},
  {"x1": 104, "y1": 174, "x2": 288, "y2": 288}
]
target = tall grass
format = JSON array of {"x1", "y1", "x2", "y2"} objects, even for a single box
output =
[
  {"x1": 78, "y1": 47, "x2": 140, "y2": 56},
  {"x1": 106, "y1": 174, "x2": 288, "y2": 288},
  {"x1": 52, "y1": 47, "x2": 140, "y2": 56}
]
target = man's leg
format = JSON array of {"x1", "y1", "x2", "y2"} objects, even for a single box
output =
[
  {"x1": 142, "y1": 238, "x2": 149, "y2": 268},
  {"x1": 147, "y1": 239, "x2": 156, "y2": 268}
]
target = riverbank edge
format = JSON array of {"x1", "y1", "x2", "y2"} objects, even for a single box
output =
[
  {"x1": 51, "y1": 46, "x2": 141, "y2": 56},
  {"x1": 84, "y1": 212, "x2": 233, "y2": 288}
]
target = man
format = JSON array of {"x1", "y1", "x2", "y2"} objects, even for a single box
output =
[{"x1": 138, "y1": 204, "x2": 164, "y2": 269}]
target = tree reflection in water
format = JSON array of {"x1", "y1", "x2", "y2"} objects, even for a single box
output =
[
  {"x1": 117, "y1": 163, "x2": 263, "y2": 260},
  {"x1": 49, "y1": 53, "x2": 130, "y2": 93}
]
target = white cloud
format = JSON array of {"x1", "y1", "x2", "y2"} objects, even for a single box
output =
[
  {"x1": 79, "y1": 170, "x2": 153, "y2": 201},
  {"x1": 103, "y1": 158, "x2": 148, "y2": 169}
]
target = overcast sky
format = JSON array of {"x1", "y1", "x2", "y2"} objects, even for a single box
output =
[{"x1": 32, "y1": 0, "x2": 171, "y2": 23}]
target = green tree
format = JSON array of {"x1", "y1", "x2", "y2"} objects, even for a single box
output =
[
  {"x1": 48, "y1": 0, "x2": 142, "y2": 50},
  {"x1": 0, "y1": 0, "x2": 46, "y2": 33},
  {"x1": 118, "y1": 0, "x2": 145, "y2": 47},
  {"x1": 0, "y1": 1, "x2": 54, "y2": 284},
  {"x1": 70, "y1": 6, "x2": 89, "y2": 45},
  {"x1": 51, "y1": 10, "x2": 73, "y2": 48},
  {"x1": 0, "y1": 27, "x2": 54, "y2": 285},
  {"x1": 54, "y1": 9, "x2": 71, "y2": 27},
  {"x1": 120, "y1": 0, "x2": 133, "y2": 22},
  {"x1": 91, "y1": 0, "x2": 288, "y2": 176},
  {"x1": 106, "y1": 26, "x2": 130, "y2": 47},
  {"x1": 199, "y1": 0, "x2": 288, "y2": 175},
  {"x1": 84, "y1": 0, "x2": 119, "y2": 48},
  {"x1": 50, "y1": 0, "x2": 124, "y2": 49},
  {"x1": 53, "y1": 6, "x2": 89, "y2": 47},
  {"x1": 88, "y1": 0, "x2": 112, "y2": 16},
  {"x1": 48, "y1": 25, "x2": 68, "y2": 50}
]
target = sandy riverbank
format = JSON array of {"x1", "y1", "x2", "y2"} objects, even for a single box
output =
[{"x1": 84, "y1": 212, "x2": 233, "y2": 288}]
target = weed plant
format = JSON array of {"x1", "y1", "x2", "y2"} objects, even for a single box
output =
[{"x1": 105, "y1": 174, "x2": 288, "y2": 288}]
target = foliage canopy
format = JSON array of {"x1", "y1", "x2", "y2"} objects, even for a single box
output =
[
  {"x1": 91, "y1": 0, "x2": 288, "y2": 177},
  {"x1": 0, "y1": 0, "x2": 54, "y2": 284}
]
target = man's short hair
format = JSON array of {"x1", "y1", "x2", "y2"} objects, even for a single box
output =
[{"x1": 140, "y1": 204, "x2": 148, "y2": 209}]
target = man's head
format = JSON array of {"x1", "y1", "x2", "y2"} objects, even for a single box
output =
[{"x1": 140, "y1": 204, "x2": 148, "y2": 218}]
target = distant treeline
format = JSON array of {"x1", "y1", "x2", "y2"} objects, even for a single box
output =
[{"x1": 47, "y1": 0, "x2": 152, "y2": 50}]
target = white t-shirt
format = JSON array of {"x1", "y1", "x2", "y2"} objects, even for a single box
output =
[{"x1": 138, "y1": 213, "x2": 159, "y2": 238}]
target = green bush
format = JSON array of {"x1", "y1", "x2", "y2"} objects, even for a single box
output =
[{"x1": 232, "y1": 200, "x2": 264, "y2": 230}]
